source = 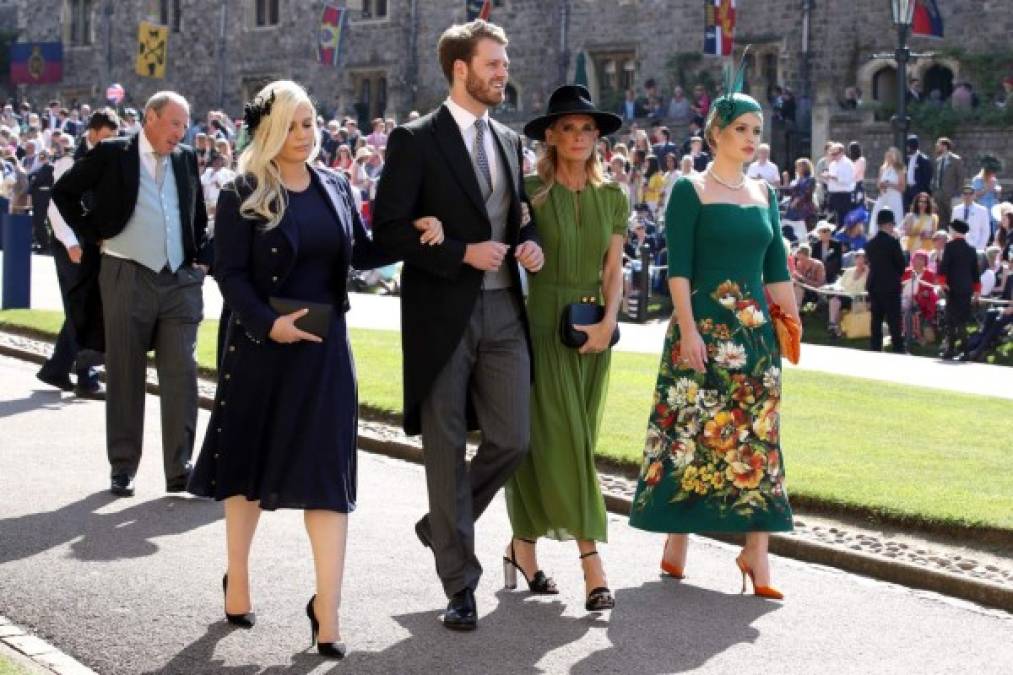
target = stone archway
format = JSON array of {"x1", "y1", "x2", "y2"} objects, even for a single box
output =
[
  {"x1": 857, "y1": 59, "x2": 899, "y2": 107},
  {"x1": 921, "y1": 64, "x2": 954, "y2": 101},
  {"x1": 872, "y1": 66, "x2": 898, "y2": 106}
]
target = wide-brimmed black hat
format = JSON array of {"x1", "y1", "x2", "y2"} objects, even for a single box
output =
[{"x1": 523, "y1": 84, "x2": 622, "y2": 142}]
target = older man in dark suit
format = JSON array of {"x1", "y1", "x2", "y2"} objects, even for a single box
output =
[
  {"x1": 52, "y1": 91, "x2": 211, "y2": 497},
  {"x1": 373, "y1": 19, "x2": 543, "y2": 631}
]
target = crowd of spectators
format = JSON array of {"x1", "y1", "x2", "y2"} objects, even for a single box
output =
[{"x1": 3, "y1": 83, "x2": 1010, "y2": 360}]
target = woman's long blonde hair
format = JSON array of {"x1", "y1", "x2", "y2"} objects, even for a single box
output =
[
  {"x1": 882, "y1": 146, "x2": 904, "y2": 174},
  {"x1": 530, "y1": 118, "x2": 607, "y2": 207},
  {"x1": 237, "y1": 80, "x2": 320, "y2": 229}
]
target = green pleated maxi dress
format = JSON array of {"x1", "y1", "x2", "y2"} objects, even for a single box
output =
[
  {"x1": 504, "y1": 176, "x2": 629, "y2": 543},
  {"x1": 629, "y1": 177, "x2": 794, "y2": 533}
]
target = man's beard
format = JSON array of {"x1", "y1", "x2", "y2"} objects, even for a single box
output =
[{"x1": 465, "y1": 69, "x2": 505, "y2": 107}]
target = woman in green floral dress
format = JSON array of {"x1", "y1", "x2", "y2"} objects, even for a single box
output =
[
  {"x1": 503, "y1": 85, "x2": 626, "y2": 612},
  {"x1": 628, "y1": 86, "x2": 801, "y2": 599}
]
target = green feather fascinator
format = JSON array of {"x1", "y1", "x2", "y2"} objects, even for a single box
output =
[{"x1": 709, "y1": 46, "x2": 763, "y2": 128}]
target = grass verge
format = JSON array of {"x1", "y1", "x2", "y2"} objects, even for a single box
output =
[{"x1": 3, "y1": 308, "x2": 1011, "y2": 534}]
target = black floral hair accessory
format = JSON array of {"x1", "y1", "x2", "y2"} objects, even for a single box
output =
[{"x1": 243, "y1": 90, "x2": 276, "y2": 138}]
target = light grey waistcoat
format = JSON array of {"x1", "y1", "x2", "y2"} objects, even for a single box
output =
[{"x1": 103, "y1": 155, "x2": 184, "y2": 273}]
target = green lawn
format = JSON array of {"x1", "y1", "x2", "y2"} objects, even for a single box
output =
[
  {"x1": 0, "y1": 653, "x2": 31, "y2": 675},
  {"x1": 3, "y1": 309, "x2": 1011, "y2": 531}
]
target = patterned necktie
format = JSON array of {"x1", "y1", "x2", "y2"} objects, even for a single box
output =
[
  {"x1": 154, "y1": 153, "x2": 166, "y2": 187},
  {"x1": 473, "y1": 118, "x2": 492, "y2": 192}
]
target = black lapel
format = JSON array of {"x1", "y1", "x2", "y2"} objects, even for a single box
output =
[
  {"x1": 120, "y1": 134, "x2": 141, "y2": 211},
  {"x1": 431, "y1": 104, "x2": 488, "y2": 219},
  {"x1": 170, "y1": 146, "x2": 190, "y2": 230},
  {"x1": 489, "y1": 119, "x2": 520, "y2": 196}
]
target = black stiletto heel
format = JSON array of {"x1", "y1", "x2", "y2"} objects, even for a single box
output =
[
  {"x1": 580, "y1": 551, "x2": 615, "y2": 611},
  {"x1": 502, "y1": 538, "x2": 559, "y2": 594},
  {"x1": 222, "y1": 574, "x2": 256, "y2": 628},
  {"x1": 306, "y1": 594, "x2": 346, "y2": 659}
]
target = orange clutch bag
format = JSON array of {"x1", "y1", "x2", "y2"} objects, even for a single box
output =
[{"x1": 768, "y1": 302, "x2": 801, "y2": 365}]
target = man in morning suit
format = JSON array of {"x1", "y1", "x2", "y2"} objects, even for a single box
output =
[
  {"x1": 52, "y1": 91, "x2": 211, "y2": 497},
  {"x1": 903, "y1": 135, "x2": 933, "y2": 214},
  {"x1": 864, "y1": 208, "x2": 907, "y2": 353},
  {"x1": 372, "y1": 20, "x2": 544, "y2": 631},
  {"x1": 936, "y1": 219, "x2": 981, "y2": 360},
  {"x1": 35, "y1": 108, "x2": 121, "y2": 399}
]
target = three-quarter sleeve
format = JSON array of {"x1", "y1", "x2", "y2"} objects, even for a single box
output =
[
  {"x1": 664, "y1": 178, "x2": 700, "y2": 279},
  {"x1": 763, "y1": 185, "x2": 792, "y2": 284}
]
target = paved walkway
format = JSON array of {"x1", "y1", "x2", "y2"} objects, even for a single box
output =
[
  {"x1": 1, "y1": 354, "x2": 1011, "y2": 674},
  {"x1": 4, "y1": 252, "x2": 1010, "y2": 399}
]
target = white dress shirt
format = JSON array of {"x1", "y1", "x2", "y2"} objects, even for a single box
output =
[
  {"x1": 747, "y1": 159, "x2": 780, "y2": 186},
  {"x1": 47, "y1": 155, "x2": 78, "y2": 250},
  {"x1": 828, "y1": 157, "x2": 856, "y2": 193},
  {"x1": 953, "y1": 201, "x2": 991, "y2": 250},
  {"x1": 444, "y1": 97, "x2": 500, "y2": 192},
  {"x1": 906, "y1": 152, "x2": 918, "y2": 187}
]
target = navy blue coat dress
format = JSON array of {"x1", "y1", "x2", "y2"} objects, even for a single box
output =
[{"x1": 188, "y1": 166, "x2": 395, "y2": 512}]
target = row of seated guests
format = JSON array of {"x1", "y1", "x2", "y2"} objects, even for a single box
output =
[{"x1": 806, "y1": 216, "x2": 1011, "y2": 358}]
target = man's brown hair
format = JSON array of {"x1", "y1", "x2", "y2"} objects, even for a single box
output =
[{"x1": 437, "y1": 19, "x2": 508, "y2": 85}]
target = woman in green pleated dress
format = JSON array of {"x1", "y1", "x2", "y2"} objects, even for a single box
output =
[
  {"x1": 628, "y1": 78, "x2": 801, "y2": 599},
  {"x1": 503, "y1": 85, "x2": 626, "y2": 612}
]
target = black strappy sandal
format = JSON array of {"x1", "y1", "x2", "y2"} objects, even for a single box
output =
[
  {"x1": 503, "y1": 538, "x2": 559, "y2": 594},
  {"x1": 580, "y1": 550, "x2": 615, "y2": 611}
]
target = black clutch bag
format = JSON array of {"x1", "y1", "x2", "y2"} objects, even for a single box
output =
[
  {"x1": 560, "y1": 300, "x2": 620, "y2": 349},
  {"x1": 268, "y1": 297, "x2": 332, "y2": 340}
]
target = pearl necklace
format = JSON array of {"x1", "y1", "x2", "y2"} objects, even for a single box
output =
[{"x1": 707, "y1": 168, "x2": 746, "y2": 190}]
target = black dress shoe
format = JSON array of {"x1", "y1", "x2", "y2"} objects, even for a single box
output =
[
  {"x1": 110, "y1": 474, "x2": 135, "y2": 497},
  {"x1": 441, "y1": 588, "x2": 477, "y2": 631},
  {"x1": 166, "y1": 465, "x2": 193, "y2": 493},
  {"x1": 36, "y1": 370, "x2": 74, "y2": 392},
  {"x1": 74, "y1": 382, "x2": 106, "y2": 400},
  {"x1": 414, "y1": 516, "x2": 432, "y2": 548}
]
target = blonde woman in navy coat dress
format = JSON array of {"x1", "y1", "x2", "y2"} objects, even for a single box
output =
[{"x1": 187, "y1": 80, "x2": 442, "y2": 658}]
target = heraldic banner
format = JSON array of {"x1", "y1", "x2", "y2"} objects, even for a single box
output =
[
  {"x1": 318, "y1": 3, "x2": 348, "y2": 67},
  {"x1": 136, "y1": 21, "x2": 169, "y2": 79},
  {"x1": 703, "y1": 0, "x2": 736, "y2": 57},
  {"x1": 10, "y1": 42, "x2": 63, "y2": 85}
]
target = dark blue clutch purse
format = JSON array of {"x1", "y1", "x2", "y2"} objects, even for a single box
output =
[{"x1": 560, "y1": 300, "x2": 619, "y2": 349}]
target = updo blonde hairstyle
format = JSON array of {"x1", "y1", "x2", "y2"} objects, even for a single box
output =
[
  {"x1": 703, "y1": 105, "x2": 763, "y2": 153},
  {"x1": 530, "y1": 117, "x2": 607, "y2": 207},
  {"x1": 237, "y1": 80, "x2": 320, "y2": 230}
]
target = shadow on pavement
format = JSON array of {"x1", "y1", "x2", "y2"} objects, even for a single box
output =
[
  {"x1": 0, "y1": 388, "x2": 87, "y2": 421},
  {"x1": 570, "y1": 579, "x2": 781, "y2": 673},
  {"x1": 0, "y1": 492, "x2": 221, "y2": 564},
  {"x1": 337, "y1": 589, "x2": 600, "y2": 674},
  {"x1": 143, "y1": 623, "x2": 324, "y2": 675}
]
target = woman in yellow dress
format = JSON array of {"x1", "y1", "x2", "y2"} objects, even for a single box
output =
[{"x1": 901, "y1": 192, "x2": 939, "y2": 253}]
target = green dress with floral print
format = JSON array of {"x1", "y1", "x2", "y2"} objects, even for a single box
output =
[{"x1": 629, "y1": 177, "x2": 794, "y2": 533}]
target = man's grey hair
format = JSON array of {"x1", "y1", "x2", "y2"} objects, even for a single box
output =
[
  {"x1": 144, "y1": 91, "x2": 190, "y2": 123},
  {"x1": 797, "y1": 243, "x2": 812, "y2": 256}
]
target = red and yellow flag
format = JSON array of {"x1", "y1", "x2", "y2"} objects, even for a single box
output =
[{"x1": 318, "y1": 3, "x2": 348, "y2": 67}]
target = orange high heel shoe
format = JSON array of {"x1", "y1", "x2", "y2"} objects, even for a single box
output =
[
  {"x1": 660, "y1": 538, "x2": 685, "y2": 579},
  {"x1": 735, "y1": 555, "x2": 784, "y2": 600}
]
